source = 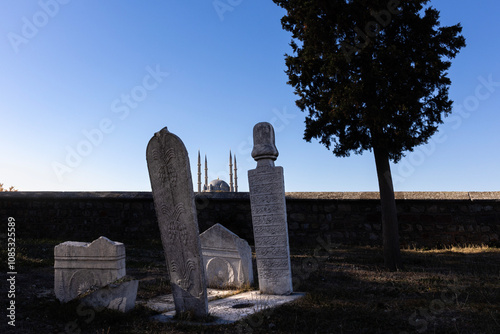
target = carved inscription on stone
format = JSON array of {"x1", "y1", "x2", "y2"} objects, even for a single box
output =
[
  {"x1": 151, "y1": 145, "x2": 177, "y2": 187},
  {"x1": 54, "y1": 237, "x2": 126, "y2": 303},
  {"x1": 146, "y1": 127, "x2": 208, "y2": 318},
  {"x1": 248, "y1": 166, "x2": 293, "y2": 295}
]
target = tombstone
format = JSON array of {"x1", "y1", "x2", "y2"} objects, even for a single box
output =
[
  {"x1": 80, "y1": 280, "x2": 139, "y2": 313},
  {"x1": 54, "y1": 236, "x2": 126, "y2": 303},
  {"x1": 200, "y1": 223, "x2": 254, "y2": 289},
  {"x1": 248, "y1": 122, "x2": 293, "y2": 295},
  {"x1": 146, "y1": 127, "x2": 208, "y2": 319}
]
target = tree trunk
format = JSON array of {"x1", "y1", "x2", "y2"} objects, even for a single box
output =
[{"x1": 373, "y1": 147, "x2": 403, "y2": 270}]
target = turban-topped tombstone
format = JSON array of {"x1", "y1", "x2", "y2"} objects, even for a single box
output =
[{"x1": 248, "y1": 122, "x2": 293, "y2": 295}]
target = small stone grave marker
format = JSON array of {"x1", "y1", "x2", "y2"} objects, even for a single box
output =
[
  {"x1": 200, "y1": 223, "x2": 254, "y2": 289},
  {"x1": 54, "y1": 236, "x2": 126, "y2": 303}
]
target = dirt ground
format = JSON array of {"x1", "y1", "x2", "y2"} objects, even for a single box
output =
[{"x1": 1, "y1": 240, "x2": 500, "y2": 334}]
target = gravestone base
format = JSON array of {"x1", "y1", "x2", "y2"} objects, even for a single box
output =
[
  {"x1": 141, "y1": 288, "x2": 240, "y2": 313},
  {"x1": 150, "y1": 290, "x2": 305, "y2": 325},
  {"x1": 80, "y1": 280, "x2": 139, "y2": 313}
]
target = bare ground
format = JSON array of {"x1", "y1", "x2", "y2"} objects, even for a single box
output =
[{"x1": 1, "y1": 239, "x2": 499, "y2": 334}]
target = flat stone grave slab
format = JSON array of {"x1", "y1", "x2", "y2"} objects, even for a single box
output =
[
  {"x1": 150, "y1": 291, "x2": 305, "y2": 325},
  {"x1": 142, "y1": 288, "x2": 241, "y2": 313}
]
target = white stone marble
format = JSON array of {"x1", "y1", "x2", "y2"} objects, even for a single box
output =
[
  {"x1": 248, "y1": 122, "x2": 293, "y2": 295},
  {"x1": 146, "y1": 127, "x2": 208, "y2": 318},
  {"x1": 200, "y1": 223, "x2": 253, "y2": 289},
  {"x1": 54, "y1": 236, "x2": 125, "y2": 303},
  {"x1": 143, "y1": 288, "x2": 240, "y2": 313},
  {"x1": 152, "y1": 291, "x2": 305, "y2": 325},
  {"x1": 80, "y1": 280, "x2": 139, "y2": 313}
]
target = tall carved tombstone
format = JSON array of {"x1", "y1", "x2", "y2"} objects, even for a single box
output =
[
  {"x1": 248, "y1": 122, "x2": 293, "y2": 295},
  {"x1": 146, "y1": 127, "x2": 208, "y2": 318}
]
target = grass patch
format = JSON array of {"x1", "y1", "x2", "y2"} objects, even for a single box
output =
[
  {"x1": 4, "y1": 239, "x2": 500, "y2": 334},
  {"x1": 404, "y1": 243, "x2": 499, "y2": 254}
]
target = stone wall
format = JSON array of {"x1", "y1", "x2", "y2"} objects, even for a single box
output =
[{"x1": 1, "y1": 192, "x2": 499, "y2": 248}]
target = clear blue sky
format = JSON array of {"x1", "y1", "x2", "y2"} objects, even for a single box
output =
[{"x1": 1, "y1": 0, "x2": 499, "y2": 192}]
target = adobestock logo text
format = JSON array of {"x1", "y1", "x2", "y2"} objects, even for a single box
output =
[
  {"x1": 7, "y1": 0, "x2": 71, "y2": 54},
  {"x1": 52, "y1": 65, "x2": 169, "y2": 183}
]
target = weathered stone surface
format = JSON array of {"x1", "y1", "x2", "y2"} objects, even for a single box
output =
[
  {"x1": 248, "y1": 122, "x2": 293, "y2": 295},
  {"x1": 251, "y1": 122, "x2": 279, "y2": 164},
  {"x1": 54, "y1": 236, "x2": 126, "y2": 303},
  {"x1": 152, "y1": 291, "x2": 305, "y2": 325},
  {"x1": 5, "y1": 191, "x2": 500, "y2": 250},
  {"x1": 146, "y1": 127, "x2": 208, "y2": 318},
  {"x1": 80, "y1": 280, "x2": 139, "y2": 313},
  {"x1": 200, "y1": 223, "x2": 253, "y2": 288}
]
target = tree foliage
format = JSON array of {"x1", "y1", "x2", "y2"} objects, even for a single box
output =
[
  {"x1": 273, "y1": 0, "x2": 465, "y2": 162},
  {"x1": 0, "y1": 183, "x2": 18, "y2": 192},
  {"x1": 273, "y1": 0, "x2": 465, "y2": 270}
]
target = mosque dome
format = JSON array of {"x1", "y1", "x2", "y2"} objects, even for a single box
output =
[
  {"x1": 207, "y1": 178, "x2": 230, "y2": 192},
  {"x1": 197, "y1": 150, "x2": 238, "y2": 193}
]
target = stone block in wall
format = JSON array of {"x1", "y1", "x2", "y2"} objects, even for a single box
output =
[
  {"x1": 427, "y1": 205, "x2": 438, "y2": 213},
  {"x1": 289, "y1": 213, "x2": 306, "y2": 222},
  {"x1": 338, "y1": 204, "x2": 351, "y2": 212},
  {"x1": 453, "y1": 216, "x2": 475, "y2": 225},
  {"x1": 481, "y1": 226, "x2": 491, "y2": 232},
  {"x1": 410, "y1": 205, "x2": 425, "y2": 213},
  {"x1": 324, "y1": 204, "x2": 336, "y2": 213},
  {"x1": 477, "y1": 215, "x2": 498, "y2": 225},
  {"x1": 330, "y1": 232, "x2": 344, "y2": 239},
  {"x1": 366, "y1": 213, "x2": 381, "y2": 223},
  {"x1": 306, "y1": 213, "x2": 318, "y2": 222}
]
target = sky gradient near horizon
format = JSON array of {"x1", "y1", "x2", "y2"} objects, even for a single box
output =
[{"x1": 1, "y1": 0, "x2": 499, "y2": 192}]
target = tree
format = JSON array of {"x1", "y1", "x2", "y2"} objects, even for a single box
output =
[
  {"x1": 273, "y1": 0, "x2": 465, "y2": 270},
  {"x1": 0, "y1": 183, "x2": 18, "y2": 192}
]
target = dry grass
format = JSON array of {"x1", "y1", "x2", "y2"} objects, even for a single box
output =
[
  {"x1": 405, "y1": 243, "x2": 499, "y2": 254},
  {"x1": 1, "y1": 239, "x2": 499, "y2": 334}
]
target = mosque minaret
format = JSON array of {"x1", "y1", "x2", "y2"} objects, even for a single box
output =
[{"x1": 197, "y1": 150, "x2": 238, "y2": 193}]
